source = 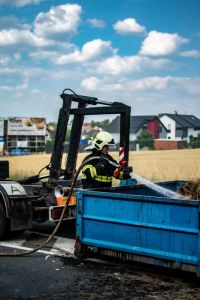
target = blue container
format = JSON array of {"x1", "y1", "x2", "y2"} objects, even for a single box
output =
[{"x1": 75, "y1": 182, "x2": 200, "y2": 275}]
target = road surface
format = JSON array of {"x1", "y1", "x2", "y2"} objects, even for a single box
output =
[{"x1": 0, "y1": 221, "x2": 199, "y2": 299}]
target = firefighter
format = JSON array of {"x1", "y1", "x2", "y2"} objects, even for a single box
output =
[{"x1": 82, "y1": 131, "x2": 133, "y2": 189}]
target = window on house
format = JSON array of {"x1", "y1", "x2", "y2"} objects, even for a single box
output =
[{"x1": 167, "y1": 124, "x2": 171, "y2": 133}]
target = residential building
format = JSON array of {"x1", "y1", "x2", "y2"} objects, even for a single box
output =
[
  {"x1": 159, "y1": 114, "x2": 200, "y2": 142},
  {"x1": 105, "y1": 115, "x2": 168, "y2": 143}
]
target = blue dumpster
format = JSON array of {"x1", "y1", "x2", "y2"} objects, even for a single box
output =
[{"x1": 75, "y1": 181, "x2": 200, "y2": 275}]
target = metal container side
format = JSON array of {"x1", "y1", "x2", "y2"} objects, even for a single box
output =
[{"x1": 75, "y1": 186, "x2": 200, "y2": 275}]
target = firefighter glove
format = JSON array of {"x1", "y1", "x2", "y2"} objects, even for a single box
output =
[{"x1": 122, "y1": 166, "x2": 133, "y2": 177}]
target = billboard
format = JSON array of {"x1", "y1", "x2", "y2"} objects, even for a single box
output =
[{"x1": 7, "y1": 117, "x2": 46, "y2": 136}]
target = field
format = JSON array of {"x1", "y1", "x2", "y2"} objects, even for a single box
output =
[{"x1": 1, "y1": 148, "x2": 200, "y2": 181}]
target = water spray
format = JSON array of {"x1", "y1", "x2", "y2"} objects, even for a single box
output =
[{"x1": 130, "y1": 172, "x2": 182, "y2": 199}]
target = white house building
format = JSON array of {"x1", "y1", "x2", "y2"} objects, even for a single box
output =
[{"x1": 159, "y1": 114, "x2": 200, "y2": 142}]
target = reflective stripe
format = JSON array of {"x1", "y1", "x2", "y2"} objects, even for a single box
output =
[
  {"x1": 94, "y1": 176, "x2": 112, "y2": 183},
  {"x1": 119, "y1": 171, "x2": 124, "y2": 180},
  {"x1": 82, "y1": 164, "x2": 112, "y2": 183},
  {"x1": 82, "y1": 164, "x2": 97, "y2": 178},
  {"x1": 82, "y1": 174, "x2": 112, "y2": 183}
]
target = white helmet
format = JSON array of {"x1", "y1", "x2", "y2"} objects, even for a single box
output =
[{"x1": 92, "y1": 131, "x2": 115, "y2": 151}]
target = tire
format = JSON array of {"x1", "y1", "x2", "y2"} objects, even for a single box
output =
[{"x1": 0, "y1": 201, "x2": 7, "y2": 239}]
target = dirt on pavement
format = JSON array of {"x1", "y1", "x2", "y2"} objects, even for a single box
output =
[{"x1": 60, "y1": 257, "x2": 200, "y2": 300}]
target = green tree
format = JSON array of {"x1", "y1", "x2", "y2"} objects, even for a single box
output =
[
  {"x1": 188, "y1": 134, "x2": 200, "y2": 148},
  {"x1": 46, "y1": 122, "x2": 71, "y2": 145},
  {"x1": 47, "y1": 122, "x2": 57, "y2": 141},
  {"x1": 158, "y1": 113, "x2": 164, "y2": 118},
  {"x1": 135, "y1": 130, "x2": 154, "y2": 150},
  {"x1": 90, "y1": 119, "x2": 110, "y2": 129}
]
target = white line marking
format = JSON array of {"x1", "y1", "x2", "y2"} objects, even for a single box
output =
[
  {"x1": 0, "y1": 238, "x2": 75, "y2": 257},
  {"x1": 28, "y1": 232, "x2": 75, "y2": 255},
  {"x1": 54, "y1": 237, "x2": 75, "y2": 254},
  {"x1": 0, "y1": 242, "x2": 68, "y2": 256}
]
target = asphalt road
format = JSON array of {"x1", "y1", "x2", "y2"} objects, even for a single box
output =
[{"x1": 0, "y1": 221, "x2": 200, "y2": 300}]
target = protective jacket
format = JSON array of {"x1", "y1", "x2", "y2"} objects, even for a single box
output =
[{"x1": 82, "y1": 149, "x2": 130, "y2": 189}]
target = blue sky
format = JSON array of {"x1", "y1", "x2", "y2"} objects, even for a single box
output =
[{"x1": 0, "y1": 0, "x2": 200, "y2": 122}]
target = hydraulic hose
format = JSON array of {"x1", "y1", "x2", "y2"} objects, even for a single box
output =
[{"x1": 0, "y1": 156, "x2": 99, "y2": 257}]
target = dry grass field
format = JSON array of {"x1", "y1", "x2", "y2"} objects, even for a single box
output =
[{"x1": 0, "y1": 148, "x2": 200, "y2": 181}]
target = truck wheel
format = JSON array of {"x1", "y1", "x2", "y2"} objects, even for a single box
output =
[{"x1": 0, "y1": 202, "x2": 7, "y2": 239}]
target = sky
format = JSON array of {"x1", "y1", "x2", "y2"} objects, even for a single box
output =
[{"x1": 0, "y1": 0, "x2": 200, "y2": 122}]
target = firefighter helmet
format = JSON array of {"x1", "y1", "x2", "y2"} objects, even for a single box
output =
[{"x1": 92, "y1": 131, "x2": 115, "y2": 151}]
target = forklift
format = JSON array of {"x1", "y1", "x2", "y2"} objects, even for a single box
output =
[{"x1": 0, "y1": 89, "x2": 131, "y2": 239}]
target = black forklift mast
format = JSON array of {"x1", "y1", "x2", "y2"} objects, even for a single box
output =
[{"x1": 49, "y1": 89, "x2": 131, "y2": 181}]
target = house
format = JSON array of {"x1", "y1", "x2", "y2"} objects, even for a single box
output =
[
  {"x1": 81, "y1": 122, "x2": 102, "y2": 140},
  {"x1": 105, "y1": 115, "x2": 168, "y2": 144},
  {"x1": 82, "y1": 122, "x2": 93, "y2": 133},
  {"x1": 159, "y1": 114, "x2": 200, "y2": 142}
]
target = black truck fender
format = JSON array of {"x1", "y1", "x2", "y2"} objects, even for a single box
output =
[{"x1": 0, "y1": 181, "x2": 32, "y2": 232}]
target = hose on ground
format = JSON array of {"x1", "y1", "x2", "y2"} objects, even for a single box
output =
[{"x1": 0, "y1": 156, "x2": 99, "y2": 257}]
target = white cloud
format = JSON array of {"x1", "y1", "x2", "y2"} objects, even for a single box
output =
[
  {"x1": 180, "y1": 50, "x2": 200, "y2": 58},
  {"x1": 88, "y1": 18, "x2": 106, "y2": 28},
  {"x1": 0, "y1": 55, "x2": 11, "y2": 65},
  {"x1": 0, "y1": 67, "x2": 16, "y2": 75},
  {"x1": 139, "y1": 31, "x2": 188, "y2": 56},
  {"x1": 177, "y1": 77, "x2": 200, "y2": 94},
  {"x1": 0, "y1": 16, "x2": 31, "y2": 30},
  {"x1": 30, "y1": 50, "x2": 60, "y2": 61},
  {"x1": 130, "y1": 76, "x2": 200, "y2": 93},
  {"x1": 31, "y1": 88, "x2": 41, "y2": 94},
  {"x1": 0, "y1": 4, "x2": 83, "y2": 59},
  {"x1": 14, "y1": 53, "x2": 21, "y2": 61},
  {"x1": 126, "y1": 76, "x2": 172, "y2": 91},
  {"x1": 29, "y1": 41, "x2": 75, "y2": 61},
  {"x1": 0, "y1": 53, "x2": 21, "y2": 66},
  {"x1": 34, "y1": 3, "x2": 82, "y2": 39},
  {"x1": 81, "y1": 76, "x2": 170, "y2": 92},
  {"x1": 0, "y1": 0, "x2": 42, "y2": 7},
  {"x1": 81, "y1": 77, "x2": 101, "y2": 91},
  {"x1": 57, "y1": 39, "x2": 116, "y2": 64},
  {"x1": 81, "y1": 76, "x2": 122, "y2": 92},
  {"x1": 81, "y1": 75, "x2": 200, "y2": 97},
  {"x1": 0, "y1": 4, "x2": 82, "y2": 52},
  {"x1": 0, "y1": 65, "x2": 49, "y2": 83},
  {"x1": 96, "y1": 55, "x2": 172, "y2": 76},
  {"x1": 113, "y1": 18, "x2": 146, "y2": 35},
  {"x1": 0, "y1": 29, "x2": 53, "y2": 47}
]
